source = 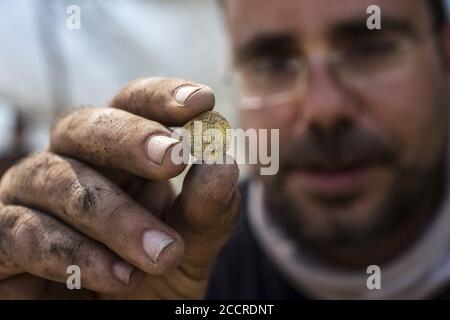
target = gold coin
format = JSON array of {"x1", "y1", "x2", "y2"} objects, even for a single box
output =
[{"x1": 182, "y1": 111, "x2": 231, "y2": 161}]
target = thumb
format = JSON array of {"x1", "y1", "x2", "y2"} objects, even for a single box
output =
[{"x1": 166, "y1": 157, "x2": 240, "y2": 280}]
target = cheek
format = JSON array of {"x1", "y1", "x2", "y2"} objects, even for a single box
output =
[
  {"x1": 363, "y1": 74, "x2": 448, "y2": 169},
  {"x1": 240, "y1": 106, "x2": 297, "y2": 155},
  {"x1": 240, "y1": 106, "x2": 296, "y2": 130},
  {"x1": 242, "y1": 107, "x2": 297, "y2": 187}
]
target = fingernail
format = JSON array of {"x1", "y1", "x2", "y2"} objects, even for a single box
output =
[
  {"x1": 174, "y1": 85, "x2": 202, "y2": 105},
  {"x1": 146, "y1": 135, "x2": 180, "y2": 165},
  {"x1": 112, "y1": 261, "x2": 135, "y2": 285},
  {"x1": 143, "y1": 230, "x2": 175, "y2": 263}
]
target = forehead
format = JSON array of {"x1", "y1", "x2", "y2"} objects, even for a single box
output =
[{"x1": 225, "y1": 0, "x2": 431, "y2": 48}]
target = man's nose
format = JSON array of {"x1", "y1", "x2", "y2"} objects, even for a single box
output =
[{"x1": 298, "y1": 61, "x2": 358, "y2": 135}]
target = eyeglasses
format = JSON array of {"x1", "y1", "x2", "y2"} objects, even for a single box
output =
[{"x1": 234, "y1": 35, "x2": 423, "y2": 110}]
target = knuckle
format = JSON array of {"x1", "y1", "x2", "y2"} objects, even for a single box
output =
[
  {"x1": 5, "y1": 208, "x2": 43, "y2": 262},
  {"x1": 12, "y1": 209, "x2": 42, "y2": 243},
  {"x1": 64, "y1": 176, "x2": 119, "y2": 221},
  {"x1": 103, "y1": 198, "x2": 132, "y2": 227},
  {"x1": 0, "y1": 150, "x2": 103, "y2": 221},
  {"x1": 104, "y1": 111, "x2": 138, "y2": 145},
  {"x1": 0, "y1": 206, "x2": 26, "y2": 267},
  {"x1": 64, "y1": 176, "x2": 125, "y2": 227},
  {"x1": 51, "y1": 107, "x2": 94, "y2": 140},
  {"x1": 1, "y1": 152, "x2": 71, "y2": 200},
  {"x1": 67, "y1": 181, "x2": 97, "y2": 216},
  {"x1": 2, "y1": 152, "x2": 59, "y2": 182},
  {"x1": 5, "y1": 206, "x2": 86, "y2": 270},
  {"x1": 0, "y1": 154, "x2": 30, "y2": 189},
  {"x1": 65, "y1": 238, "x2": 85, "y2": 267}
]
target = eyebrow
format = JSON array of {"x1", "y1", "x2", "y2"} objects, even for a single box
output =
[
  {"x1": 233, "y1": 16, "x2": 419, "y2": 65},
  {"x1": 234, "y1": 33, "x2": 298, "y2": 65},
  {"x1": 330, "y1": 16, "x2": 418, "y2": 40}
]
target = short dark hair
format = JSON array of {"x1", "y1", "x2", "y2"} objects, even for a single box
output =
[{"x1": 219, "y1": 0, "x2": 448, "y2": 32}]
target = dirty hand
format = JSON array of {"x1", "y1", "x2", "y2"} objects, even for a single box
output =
[{"x1": 0, "y1": 78, "x2": 240, "y2": 299}]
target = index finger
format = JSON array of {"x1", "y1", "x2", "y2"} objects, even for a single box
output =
[
  {"x1": 50, "y1": 78, "x2": 216, "y2": 180},
  {"x1": 109, "y1": 77, "x2": 215, "y2": 126}
]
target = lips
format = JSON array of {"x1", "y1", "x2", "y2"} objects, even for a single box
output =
[{"x1": 288, "y1": 159, "x2": 378, "y2": 197}]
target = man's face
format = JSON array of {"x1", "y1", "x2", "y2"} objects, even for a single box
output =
[{"x1": 226, "y1": 0, "x2": 449, "y2": 248}]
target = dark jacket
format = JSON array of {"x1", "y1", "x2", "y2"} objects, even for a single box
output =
[
  {"x1": 206, "y1": 180, "x2": 304, "y2": 299},
  {"x1": 206, "y1": 180, "x2": 450, "y2": 300}
]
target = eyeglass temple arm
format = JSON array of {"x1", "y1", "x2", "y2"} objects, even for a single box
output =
[{"x1": 238, "y1": 91, "x2": 297, "y2": 110}]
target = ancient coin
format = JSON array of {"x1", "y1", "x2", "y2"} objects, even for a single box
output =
[{"x1": 182, "y1": 111, "x2": 231, "y2": 161}]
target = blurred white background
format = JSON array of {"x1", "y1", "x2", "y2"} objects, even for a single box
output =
[
  {"x1": 1, "y1": 0, "x2": 449, "y2": 170},
  {"x1": 0, "y1": 0, "x2": 233, "y2": 154}
]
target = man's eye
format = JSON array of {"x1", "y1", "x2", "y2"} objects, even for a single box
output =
[
  {"x1": 347, "y1": 39, "x2": 398, "y2": 58},
  {"x1": 248, "y1": 56, "x2": 300, "y2": 76}
]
